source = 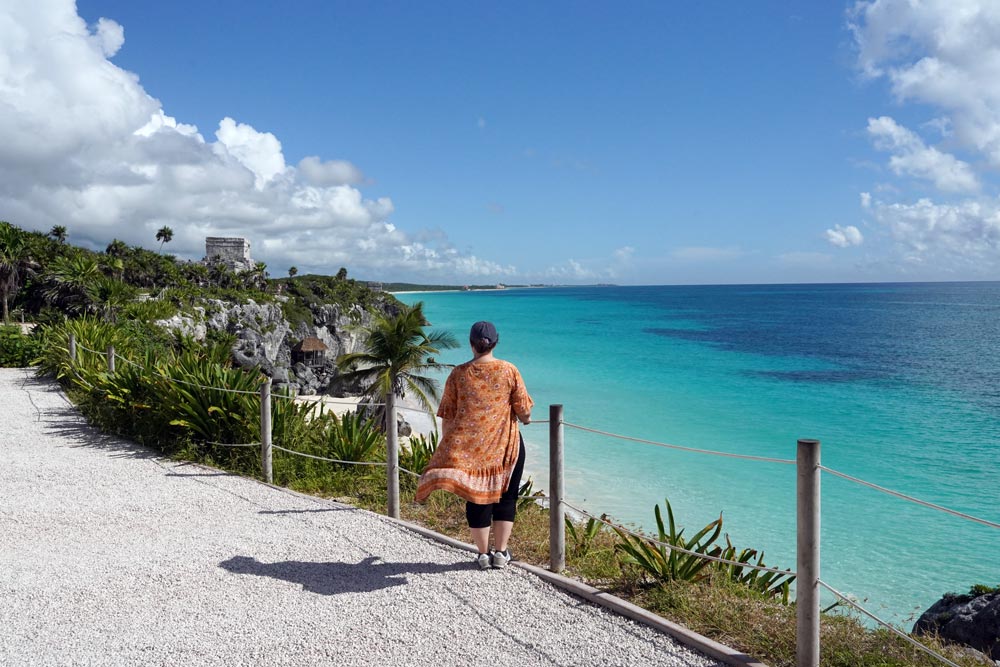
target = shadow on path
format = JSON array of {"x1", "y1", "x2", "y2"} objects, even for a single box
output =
[{"x1": 220, "y1": 555, "x2": 470, "y2": 595}]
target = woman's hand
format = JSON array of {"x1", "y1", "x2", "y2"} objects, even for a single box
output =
[{"x1": 517, "y1": 412, "x2": 531, "y2": 425}]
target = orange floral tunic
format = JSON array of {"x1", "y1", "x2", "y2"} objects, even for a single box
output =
[{"x1": 415, "y1": 359, "x2": 533, "y2": 505}]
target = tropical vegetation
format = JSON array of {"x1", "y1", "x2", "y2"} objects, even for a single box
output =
[{"x1": 336, "y1": 301, "x2": 458, "y2": 418}]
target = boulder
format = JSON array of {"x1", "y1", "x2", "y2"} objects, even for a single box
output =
[{"x1": 913, "y1": 589, "x2": 1000, "y2": 660}]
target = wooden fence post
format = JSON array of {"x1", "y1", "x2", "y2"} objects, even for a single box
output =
[
  {"x1": 385, "y1": 392, "x2": 400, "y2": 519},
  {"x1": 260, "y1": 379, "x2": 272, "y2": 484},
  {"x1": 549, "y1": 404, "x2": 565, "y2": 573},
  {"x1": 69, "y1": 334, "x2": 76, "y2": 363},
  {"x1": 797, "y1": 438, "x2": 821, "y2": 667},
  {"x1": 106, "y1": 345, "x2": 115, "y2": 374}
]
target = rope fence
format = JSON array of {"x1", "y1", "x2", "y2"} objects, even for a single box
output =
[
  {"x1": 65, "y1": 334, "x2": 993, "y2": 667},
  {"x1": 818, "y1": 580, "x2": 962, "y2": 667},
  {"x1": 820, "y1": 465, "x2": 1000, "y2": 530},
  {"x1": 203, "y1": 441, "x2": 259, "y2": 448},
  {"x1": 564, "y1": 421, "x2": 796, "y2": 465}
]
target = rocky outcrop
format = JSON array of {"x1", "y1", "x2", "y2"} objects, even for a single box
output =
[
  {"x1": 913, "y1": 589, "x2": 1000, "y2": 661},
  {"x1": 156, "y1": 297, "x2": 385, "y2": 397}
]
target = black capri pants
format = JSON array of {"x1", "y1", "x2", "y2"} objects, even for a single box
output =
[{"x1": 465, "y1": 437, "x2": 526, "y2": 529}]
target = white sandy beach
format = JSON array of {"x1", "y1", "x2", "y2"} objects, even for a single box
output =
[{"x1": 293, "y1": 392, "x2": 441, "y2": 440}]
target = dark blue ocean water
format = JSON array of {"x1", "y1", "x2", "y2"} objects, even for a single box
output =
[{"x1": 399, "y1": 282, "x2": 1000, "y2": 624}]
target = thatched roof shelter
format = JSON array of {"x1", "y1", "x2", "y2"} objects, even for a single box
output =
[{"x1": 292, "y1": 337, "x2": 329, "y2": 366}]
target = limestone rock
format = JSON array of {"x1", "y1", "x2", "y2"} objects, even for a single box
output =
[
  {"x1": 153, "y1": 293, "x2": 391, "y2": 398},
  {"x1": 913, "y1": 589, "x2": 1000, "y2": 660}
]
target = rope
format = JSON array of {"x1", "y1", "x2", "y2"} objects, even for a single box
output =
[
  {"x1": 562, "y1": 422, "x2": 796, "y2": 465},
  {"x1": 148, "y1": 370, "x2": 261, "y2": 395},
  {"x1": 561, "y1": 499, "x2": 797, "y2": 577},
  {"x1": 203, "y1": 441, "x2": 260, "y2": 448},
  {"x1": 817, "y1": 580, "x2": 961, "y2": 667},
  {"x1": 820, "y1": 465, "x2": 1000, "y2": 530},
  {"x1": 272, "y1": 444, "x2": 388, "y2": 466},
  {"x1": 113, "y1": 354, "x2": 145, "y2": 369}
]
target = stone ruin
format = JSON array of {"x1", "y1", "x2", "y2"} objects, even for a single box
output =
[{"x1": 205, "y1": 237, "x2": 253, "y2": 272}]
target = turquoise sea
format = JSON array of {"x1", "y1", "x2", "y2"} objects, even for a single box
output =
[{"x1": 397, "y1": 283, "x2": 1000, "y2": 625}]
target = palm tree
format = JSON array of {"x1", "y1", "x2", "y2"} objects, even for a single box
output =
[
  {"x1": 288, "y1": 266, "x2": 298, "y2": 278},
  {"x1": 155, "y1": 226, "x2": 173, "y2": 252},
  {"x1": 92, "y1": 277, "x2": 137, "y2": 323},
  {"x1": 42, "y1": 254, "x2": 102, "y2": 316},
  {"x1": 105, "y1": 239, "x2": 128, "y2": 258},
  {"x1": 0, "y1": 222, "x2": 34, "y2": 323},
  {"x1": 49, "y1": 225, "x2": 67, "y2": 244},
  {"x1": 336, "y1": 302, "x2": 458, "y2": 419}
]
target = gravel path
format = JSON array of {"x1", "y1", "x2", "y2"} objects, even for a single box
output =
[{"x1": 0, "y1": 368, "x2": 724, "y2": 667}]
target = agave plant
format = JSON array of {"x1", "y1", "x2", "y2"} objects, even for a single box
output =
[
  {"x1": 566, "y1": 515, "x2": 606, "y2": 558},
  {"x1": 715, "y1": 535, "x2": 795, "y2": 603},
  {"x1": 314, "y1": 411, "x2": 384, "y2": 465},
  {"x1": 156, "y1": 349, "x2": 263, "y2": 445},
  {"x1": 399, "y1": 430, "x2": 438, "y2": 475},
  {"x1": 614, "y1": 499, "x2": 723, "y2": 584}
]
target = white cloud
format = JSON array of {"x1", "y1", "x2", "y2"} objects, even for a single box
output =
[
  {"x1": 297, "y1": 156, "x2": 365, "y2": 186},
  {"x1": 860, "y1": 192, "x2": 872, "y2": 208},
  {"x1": 866, "y1": 116, "x2": 979, "y2": 192},
  {"x1": 825, "y1": 225, "x2": 864, "y2": 248},
  {"x1": 671, "y1": 246, "x2": 746, "y2": 262},
  {"x1": 851, "y1": 0, "x2": 1000, "y2": 166},
  {"x1": 868, "y1": 197, "x2": 1000, "y2": 263},
  {"x1": 851, "y1": 1, "x2": 1000, "y2": 275},
  {"x1": 215, "y1": 117, "x2": 286, "y2": 189},
  {"x1": 93, "y1": 17, "x2": 124, "y2": 57},
  {"x1": 0, "y1": 0, "x2": 515, "y2": 282},
  {"x1": 543, "y1": 259, "x2": 598, "y2": 280}
]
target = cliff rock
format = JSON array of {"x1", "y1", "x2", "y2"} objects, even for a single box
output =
[
  {"x1": 913, "y1": 589, "x2": 1000, "y2": 661},
  {"x1": 156, "y1": 297, "x2": 385, "y2": 397}
]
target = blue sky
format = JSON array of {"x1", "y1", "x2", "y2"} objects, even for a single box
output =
[{"x1": 3, "y1": 1, "x2": 1000, "y2": 284}]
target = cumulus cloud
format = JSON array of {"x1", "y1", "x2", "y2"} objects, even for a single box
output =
[
  {"x1": 851, "y1": 0, "x2": 1000, "y2": 166},
  {"x1": 825, "y1": 225, "x2": 864, "y2": 248},
  {"x1": 93, "y1": 17, "x2": 124, "y2": 56},
  {"x1": 868, "y1": 197, "x2": 1000, "y2": 263},
  {"x1": 297, "y1": 156, "x2": 365, "y2": 186},
  {"x1": 851, "y1": 1, "x2": 1000, "y2": 273},
  {"x1": 860, "y1": 192, "x2": 872, "y2": 208},
  {"x1": 0, "y1": 1, "x2": 514, "y2": 282},
  {"x1": 866, "y1": 116, "x2": 979, "y2": 192}
]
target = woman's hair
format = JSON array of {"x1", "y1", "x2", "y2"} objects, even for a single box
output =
[
  {"x1": 471, "y1": 336, "x2": 496, "y2": 354},
  {"x1": 469, "y1": 320, "x2": 498, "y2": 354}
]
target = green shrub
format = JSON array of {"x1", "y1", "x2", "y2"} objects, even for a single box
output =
[{"x1": 0, "y1": 327, "x2": 43, "y2": 367}]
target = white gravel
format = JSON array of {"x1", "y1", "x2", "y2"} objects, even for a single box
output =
[{"x1": 0, "y1": 368, "x2": 724, "y2": 667}]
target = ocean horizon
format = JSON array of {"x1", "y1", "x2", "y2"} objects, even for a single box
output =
[{"x1": 397, "y1": 281, "x2": 1000, "y2": 626}]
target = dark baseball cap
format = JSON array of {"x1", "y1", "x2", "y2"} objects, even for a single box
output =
[{"x1": 470, "y1": 321, "x2": 498, "y2": 345}]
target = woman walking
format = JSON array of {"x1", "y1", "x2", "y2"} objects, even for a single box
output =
[{"x1": 415, "y1": 321, "x2": 533, "y2": 569}]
